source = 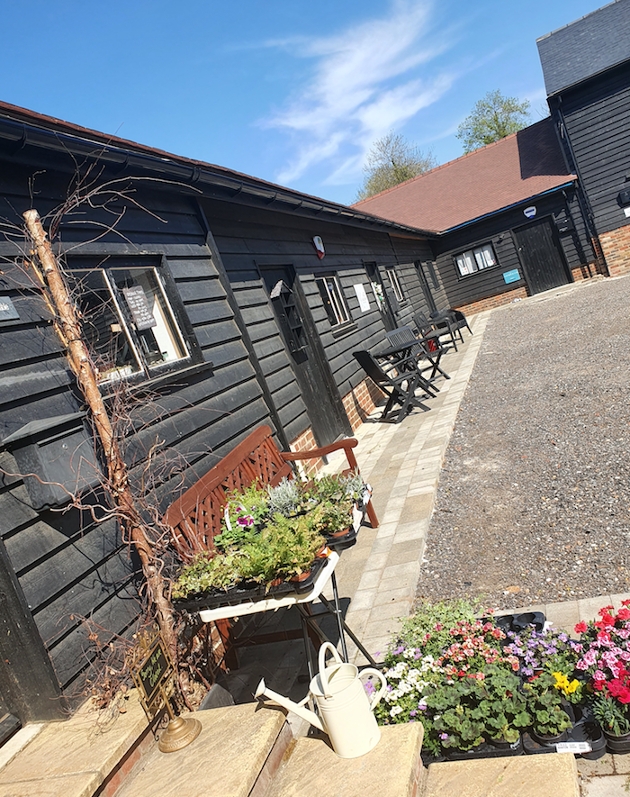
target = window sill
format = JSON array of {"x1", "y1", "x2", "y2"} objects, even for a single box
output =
[
  {"x1": 102, "y1": 359, "x2": 214, "y2": 399},
  {"x1": 332, "y1": 322, "x2": 357, "y2": 339}
]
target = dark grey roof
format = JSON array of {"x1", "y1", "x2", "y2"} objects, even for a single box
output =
[{"x1": 537, "y1": 0, "x2": 630, "y2": 96}]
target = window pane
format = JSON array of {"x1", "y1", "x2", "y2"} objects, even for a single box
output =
[
  {"x1": 387, "y1": 268, "x2": 404, "y2": 302},
  {"x1": 112, "y1": 268, "x2": 187, "y2": 366},
  {"x1": 456, "y1": 251, "x2": 476, "y2": 276},
  {"x1": 72, "y1": 270, "x2": 143, "y2": 382},
  {"x1": 316, "y1": 276, "x2": 350, "y2": 326}
]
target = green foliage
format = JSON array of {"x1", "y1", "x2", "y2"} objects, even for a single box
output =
[
  {"x1": 240, "y1": 512, "x2": 325, "y2": 586},
  {"x1": 267, "y1": 478, "x2": 302, "y2": 517},
  {"x1": 355, "y1": 132, "x2": 436, "y2": 201},
  {"x1": 592, "y1": 693, "x2": 630, "y2": 736},
  {"x1": 456, "y1": 90, "x2": 531, "y2": 154},
  {"x1": 215, "y1": 483, "x2": 269, "y2": 551},
  {"x1": 392, "y1": 598, "x2": 479, "y2": 658},
  {"x1": 422, "y1": 667, "x2": 530, "y2": 751},
  {"x1": 522, "y1": 672, "x2": 572, "y2": 737},
  {"x1": 172, "y1": 551, "x2": 244, "y2": 598}
]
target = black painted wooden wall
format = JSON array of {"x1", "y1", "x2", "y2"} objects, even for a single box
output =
[
  {"x1": 430, "y1": 188, "x2": 592, "y2": 307},
  {"x1": 0, "y1": 158, "x2": 271, "y2": 717},
  {"x1": 550, "y1": 62, "x2": 630, "y2": 237}
]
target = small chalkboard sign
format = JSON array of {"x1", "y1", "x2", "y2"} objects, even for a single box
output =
[
  {"x1": 130, "y1": 632, "x2": 175, "y2": 719},
  {"x1": 138, "y1": 641, "x2": 170, "y2": 703},
  {"x1": 123, "y1": 286, "x2": 157, "y2": 330}
]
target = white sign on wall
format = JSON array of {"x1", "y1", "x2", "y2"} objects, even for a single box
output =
[{"x1": 354, "y1": 283, "x2": 371, "y2": 312}]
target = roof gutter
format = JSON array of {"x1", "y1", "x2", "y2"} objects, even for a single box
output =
[
  {"x1": 437, "y1": 181, "x2": 577, "y2": 235},
  {"x1": 0, "y1": 113, "x2": 438, "y2": 240}
]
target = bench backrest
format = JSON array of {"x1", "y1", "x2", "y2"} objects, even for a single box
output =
[{"x1": 164, "y1": 425, "x2": 293, "y2": 562}]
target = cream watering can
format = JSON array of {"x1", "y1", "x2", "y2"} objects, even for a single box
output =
[{"x1": 255, "y1": 642, "x2": 387, "y2": 758}]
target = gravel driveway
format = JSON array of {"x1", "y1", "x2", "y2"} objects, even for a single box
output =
[{"x1": 416, "y1": 275, "x2": 630, "y2": 610}]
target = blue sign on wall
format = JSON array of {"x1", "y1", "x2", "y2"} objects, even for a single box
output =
[{"x1": 503, "y1": 269, "x2": 521, "y2": 284}]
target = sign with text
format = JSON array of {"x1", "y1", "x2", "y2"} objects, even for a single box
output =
[
  {"x1": 123, "y1": 286, "x2": 157, "y2": 330},
  {"x1": 130, "y1": 632, "x2": 175, "y2": 719},
  {"x1": 503, "y1": 269, "x2": 521, "y2": 284}
]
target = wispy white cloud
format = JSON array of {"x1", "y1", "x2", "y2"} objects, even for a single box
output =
[{"x1": 261, "y1": 0, "x2": 458, "y2": 187}]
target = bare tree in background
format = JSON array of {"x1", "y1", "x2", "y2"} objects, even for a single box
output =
[{"x1": 356, "y1": 132, "x2": 436, "y2": 201}]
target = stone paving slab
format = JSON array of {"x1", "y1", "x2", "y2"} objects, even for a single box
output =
[
  {"x1": 116, "y1": 703, "x2": 286, "y2": 797},
  {"x1": 424, "y1": 754, "x2": 579, "y2": 797},
  {"x1": 272, "y1": 721, "x2": 424, "y2": 797},
  {"x1": 0, "y1": 692, "x2": 148, "y2": 796}
]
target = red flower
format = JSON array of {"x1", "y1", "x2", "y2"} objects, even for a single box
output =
[
  {"x1": 574, "y1": 621, "x2": 588, "y2": 634},
  {"x1": 617, "y1": 608, "x2": 630, "y2": 622}
]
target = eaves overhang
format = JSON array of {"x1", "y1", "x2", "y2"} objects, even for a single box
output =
[
  {"x1": 435, "y1": 181, "x2": 577, "y2": 236},
  {"x1": 0, "y1": 105, "x2": 438, "y2": 241}
]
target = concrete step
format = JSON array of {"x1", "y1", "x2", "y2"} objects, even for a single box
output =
[
  {"x1": 270, "y1": 722, "x2": 425, "y2": 797},
  {"x1": 422, "y1": 754, "x2": 579, "y2": 797},
  {"x1": 114, "y1": 702, "x2": 289, "y2": 797}
]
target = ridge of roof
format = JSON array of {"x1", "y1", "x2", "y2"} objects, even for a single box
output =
[{"x1": 536, "y1": 0, "x2": 619, "y2": 42}]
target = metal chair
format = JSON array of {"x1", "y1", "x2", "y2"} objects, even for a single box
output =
[
  {"x1": 383, "y1": 326, "x2": 450, "y2": 383},
  {"x1": 353, "y1": 350, "x2": 432, "y2": 423}
]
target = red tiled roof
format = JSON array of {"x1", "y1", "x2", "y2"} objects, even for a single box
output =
[{"x1": 353, "y1": 118, "x2": 576, "y2": 232}]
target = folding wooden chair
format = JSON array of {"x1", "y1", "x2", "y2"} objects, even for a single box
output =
[
  {"x1": 353, "y1": 350, "x2": 433, "y2": 423},
  {"x1": 384, "y1": 326, "x2": 450, "y2": 383}
]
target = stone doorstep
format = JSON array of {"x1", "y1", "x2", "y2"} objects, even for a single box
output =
[
  {"x1": 423, "y1": 753, "x2": 579, "y2": 797},
  {"x1": 0, "y1": 691, "x2": 149, "y2": 797},
  {"x1": 271, "y1": 721, "x2": 425, "y2": 797},
  {"x1": 115, "y1": 703, "x2": 288, "y2": 797}
]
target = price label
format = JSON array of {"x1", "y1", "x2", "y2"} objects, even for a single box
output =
[{"x1": 556, "y1": 741, "x2": 592, "y2": 754}]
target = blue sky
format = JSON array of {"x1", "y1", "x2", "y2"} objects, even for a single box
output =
[{"x1": 0, "y1": 0, "x2": 607, "y2": 204}]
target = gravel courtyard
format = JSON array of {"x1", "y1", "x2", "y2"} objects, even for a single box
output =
[{"x1": 416, "y1": 275, "x2": 630, "y2": 611}]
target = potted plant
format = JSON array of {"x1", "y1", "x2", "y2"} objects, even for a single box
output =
[{"x1": 522, "y1": 671, "x2": 573, "y2": 745}]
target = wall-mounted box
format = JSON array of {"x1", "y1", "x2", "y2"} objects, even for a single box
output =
[{"x1": 3, "y1": 413, "x2": 101, "y2": 509}]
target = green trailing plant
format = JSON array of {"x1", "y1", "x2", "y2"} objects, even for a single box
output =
[
  {"x1": 592, "y1": 692, "x2": 630, "y2": 737},
  {"x1": 391, "y1": 598, "x2": 480, "y2": 659},
  {"x1": 172, "y1": 551, "x2": 244, "y2": 599},
  {"x1": 522, "y1": 672, "x2": 572, "y2": 737}
]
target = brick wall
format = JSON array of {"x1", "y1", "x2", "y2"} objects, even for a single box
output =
[
  {"x1": 599, "y1": 224, "x2": 630, "y2": 277},
  {"x1": 455, "y1": 286, "x2": 529, "y2": 317},
  {"x1": 342, "y1": 378, "x2": 385, "y2": 431}
]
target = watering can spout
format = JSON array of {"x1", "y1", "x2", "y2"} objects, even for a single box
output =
[{"x1": 255, "y1": 678, "x2": 324, "y2": 732}]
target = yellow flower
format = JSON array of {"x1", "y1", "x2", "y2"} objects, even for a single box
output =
[{"x1": 552, "y1": 671, "x2": 579, "y2": 696}]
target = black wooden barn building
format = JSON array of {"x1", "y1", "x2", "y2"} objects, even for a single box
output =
[{"x1": 0, "y1": 102, "x2": 444, "y2": 726}]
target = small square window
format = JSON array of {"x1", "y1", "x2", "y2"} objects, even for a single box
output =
[
  {"x1": 316, "y1": 274, "x2": 351, "y2": 327},
  {"x1": 455, "y1": 244, "x2": 497, "y2": 277},
  {"x1": 70, "y1": 265, "x2": 190, "y2": 383}
]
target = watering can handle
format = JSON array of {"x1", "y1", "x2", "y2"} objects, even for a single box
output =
[
  {"x1": 318, "y1": 642, "x2": 344, "y2": 698},
  {"x1": 359, "y1": 667, "x2": 388, "y2": 711}
]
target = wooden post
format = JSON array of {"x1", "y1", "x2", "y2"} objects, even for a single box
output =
[{"x1": 22, "y1": 209, "x2": 176, "y2": 659}]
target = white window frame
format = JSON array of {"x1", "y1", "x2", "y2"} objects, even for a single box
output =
[
  {"x1": 316, "y1": 274, "x2": 351, "y2": 327},
  {"x1": 71, "y1": 265, "x2": 191, "y2": 384},
  {"x1": 455, "y1": 243, "x2": 497, "y2": 277},
  {"x1": 386, "y1": 267, "x2": 405, "y2": 302}
]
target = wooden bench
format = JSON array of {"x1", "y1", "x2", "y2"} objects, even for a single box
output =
[
  {"x1": 163, "y1": 424, "x2": 378, "y2": 667},
  {"x1": 164, "y1": 424, "x2": 378, "y2": 563}
]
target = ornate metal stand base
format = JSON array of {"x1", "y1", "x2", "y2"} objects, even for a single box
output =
[{"x1": 158, "y1": 716, "x2": 202, "y2": 753}]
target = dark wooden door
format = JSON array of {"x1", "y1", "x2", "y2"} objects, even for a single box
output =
[
  {"x1": 261, "y1": 265, "x2": 350, "y2": 446},
  {"x1": 514, "y1": 218, "x2": 571, "y2": 295},
  {"x1": 365, "y1": 262, "x2": 397, "y2": 331}
]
